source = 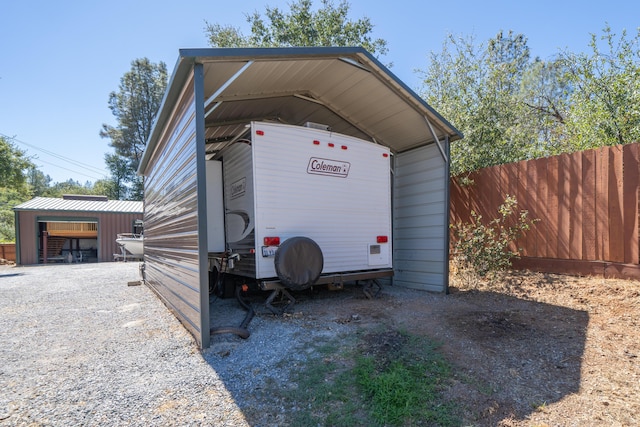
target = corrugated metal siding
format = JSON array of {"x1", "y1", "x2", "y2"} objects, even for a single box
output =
[
  {"x1": 393, "y1": 144, "x2": 447, "y2": 292},
  {"x1": 142, "y1": 75, "x2": 205, "y2": 346},
  {"x1": 16, "y1": 211, "x2": 142, "y2": 264}
]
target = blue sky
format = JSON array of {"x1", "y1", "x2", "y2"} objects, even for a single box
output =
[{"x1": 1, "y1": 0, "x2": 638, "y2": 184}]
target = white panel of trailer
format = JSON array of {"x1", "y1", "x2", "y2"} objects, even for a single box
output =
[
  {"x1": 205, "y1": 160, "x2": 225, "y2": 252},
  {"x1": 251, "y1": 122, "x2": 392, "y2": 278}
]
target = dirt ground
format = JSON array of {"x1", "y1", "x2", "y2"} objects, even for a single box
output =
[
  {"x1": 4, "y1": 260, "x2": 637, "y2": 426},
  {"x1": 319, "y1": 269, "x2": 640, "y2": 426}
]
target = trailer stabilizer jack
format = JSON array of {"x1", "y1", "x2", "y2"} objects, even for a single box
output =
[
  {"x1": 265, "y1": 287, "x2": 296, "y2": 315},
  {"x1": 362, "y1": 279, "x2": 382, "y2": 299}
]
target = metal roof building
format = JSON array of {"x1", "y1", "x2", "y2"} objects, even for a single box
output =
[
  {"x1": 14, "y1": 195, "x2": 143, "y2": 265},
  {"x1": 138, "y1": 47, "x2": 462, "y2": 348}
]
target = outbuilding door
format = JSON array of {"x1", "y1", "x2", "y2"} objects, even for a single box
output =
[{"x1": 38, "y1": 220, "x2": 98, "y2": 263}]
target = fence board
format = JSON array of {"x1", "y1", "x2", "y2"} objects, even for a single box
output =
[
  {"x1": 450, "y1": 177, "x2": 464, "y2": 225},
  {"x1": 623, "y1": 144, "x2": 639, "y2": 264},
  {"x1": 546, "y1": 156, "x2": 560, "y2": 259},
  {"x1": 596, "y1": 147, "x2": 609, "y2": 260},
  {"x1": 491, "y1": 165, "x2": 502, "y2": 218},
  {"x1": 505, "y1": 162, "x2": 519, "y2": 254},
  {"x1": 535, "y1": 158, "x2": 549, "y2": 258},
  {"x1": 518, "y1": 162, "x2": 538, "y2": 256},
  {"x1": 608, "y1": 146, "x2": 625, "y2": 262},
  {"x1": 569, "y1": 152, "x2": 583, "y2": 259},
  {"x1": 557, "y1": 154, "x2": 571, "y2": 259},
  {"x1": 582, "y1": 150, "x2": 596, "y2": 260}
]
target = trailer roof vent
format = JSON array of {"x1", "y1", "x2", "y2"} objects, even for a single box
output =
[{"x1": 304, "y1": 122, "x2": 331, "y2": 132}]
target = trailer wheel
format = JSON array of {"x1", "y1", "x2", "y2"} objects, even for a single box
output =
[{"x1": 274, "y1": 236, "x2": 324, "y2": 291}]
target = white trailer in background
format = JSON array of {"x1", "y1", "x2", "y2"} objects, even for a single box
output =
[{"x1": 207, "y1": 121, "x2": 393, "y2": 303}]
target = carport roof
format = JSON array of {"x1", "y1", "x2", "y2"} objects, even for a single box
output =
[{"x1": 140, "y1": 47, "x2": 462, "y2": 174}]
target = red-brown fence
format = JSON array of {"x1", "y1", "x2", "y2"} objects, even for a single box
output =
[
  {"x1": 0, "y1": 243, "x2": 16, "y2": 262},
  {"x1": 450, "y1": 143, "x2": 640, "y2": 279}
]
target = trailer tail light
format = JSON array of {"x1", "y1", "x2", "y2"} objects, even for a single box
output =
[
  {"x1": 256, "y1": 130, "x2": 264, "y2": 136},
  {"x1": 264, "y1": 236, "x2": 280, "y2": 246},
  {"x1": 313, "y1": 140, "x2": 320, "y2": 145},
  {"x1": 376, "y1": 235, "x2": 388, "y2": 243}
]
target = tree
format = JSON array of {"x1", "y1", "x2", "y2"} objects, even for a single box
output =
[
  {"x1": 561, "y1": 25, "x2": 640, "y2": 149},
  {"x1": 420, "y1": 31, "x2": 570, "y2": 175},
  {"x1": 0, "y1": 188, "x2": 25, "y2": 242},
  {"x1": 101, "y1": 58, "x2": 168, "y2": 200},
  {"x1": 0, "y1": 136, "x2": 35, "y2": 242},
  {"x1": 26, "y1": 166, "x2": 52, "y2": 197},
  {"x1": 518, "y1": 58, "x2": 572, "y2": 156},
  {"x1": 92, "y1": 179, "x2": 117, "y2": 200},
  {"x1": 45, "y1": 179, "x2": 90, "y2": 197},
  {"x1": 104, "y1": 152, "x2": 131, "y2": 200},
  {"x1": 205, "y1": 0, "x2": 388, "y2": 58},
  {"x1": 0, "y1": 136, "x2": 32, "y2": 193}
]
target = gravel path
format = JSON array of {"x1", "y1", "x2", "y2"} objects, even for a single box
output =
[
  {"x1": 0, "y1": 262, "x2": 361, "y2": 427},
  {"x1": 0, "y1": 262, "x2": 254, "y2": 426}
]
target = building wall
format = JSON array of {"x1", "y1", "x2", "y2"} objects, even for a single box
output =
[
  {"x1": 393, "y1": 143, "x2": 449, "y2": 292},
  {"x1": 140, "y1": 73, "x2": 207, "y2": 347},
  {"x1": 16, "y1": 211, "x2": 142, "y2": 265}
]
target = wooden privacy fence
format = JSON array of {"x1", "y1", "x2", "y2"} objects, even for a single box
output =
[
  {"x1": 0, "y1": 243, "x2": 16, "y2": 262},
  {"x1": 450, "y1": 143, "x2": 640, "y2": 279}
]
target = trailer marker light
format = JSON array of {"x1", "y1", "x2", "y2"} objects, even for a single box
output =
[
  {"x1": 249, "y1": 248, "x2": 256, "y2": 254},
  {"x1": 256, "y1": 130, "x2": 264, "y2": 136},
  {"x1": 327, "y1": 142, "x2": 334, "y2": 147},
  {"x1": 383, "y1": 153, "x2": 389, "y2": 158},
  {"x1": 376, "y1": 235, "x2": 388, "y2": 243},
  {"x1": 264, "y1": 236, "x2": 280, "y2": 246},
  {"x1": 341, "y1": 145, "x2": 348, "y2": 150},
  {"x1": 313, "y1": 140, "x2": 320, "y2": 145}
]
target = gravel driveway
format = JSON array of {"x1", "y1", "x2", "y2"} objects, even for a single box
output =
[
  {"x1": 0, "y1": 262, "x2": 254, "y2": 426},
  {"x1": 0, "y1": 261, "x2": 365, "y2": 427}
]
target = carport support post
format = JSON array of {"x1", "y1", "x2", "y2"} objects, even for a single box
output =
[
  {"x1": 194, "y1": 62, "x2": 211, "y2": 349},
  {"x1": 443, "y1": 135, "x2": 451, "y2": 294},
  {"x1": 43, "y1": 230, "x2": 48, "y2": 264}
]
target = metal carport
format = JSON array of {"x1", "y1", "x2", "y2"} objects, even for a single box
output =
[{"x1": 138, "y1": 47, "x2": 462, "y2": 348}]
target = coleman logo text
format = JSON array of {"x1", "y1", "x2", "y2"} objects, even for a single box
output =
[{"x1": 307, "y1": 157, "x2": 350, "y2": 178}]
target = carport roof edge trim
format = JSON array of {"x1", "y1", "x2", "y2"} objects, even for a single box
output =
[{"x1": 138, "y1": 46, "x2": 462, "y2": 175}]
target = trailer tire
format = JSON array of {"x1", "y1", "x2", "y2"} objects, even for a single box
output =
[{"x1": 274, "y1": 236, "x2": 323, "y2": 290}]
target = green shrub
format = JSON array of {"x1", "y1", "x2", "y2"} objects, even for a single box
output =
[{"x1": 451, "y1": 195, "x2": 537, "y2": 285}]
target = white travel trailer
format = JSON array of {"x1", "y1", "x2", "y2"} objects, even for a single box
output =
[
  {"x1": 206, "y1": 121, "x2": 393, "y2": 300},
  {"x1": 138, "y1": 47, "x2": 462, "y2": 348}
]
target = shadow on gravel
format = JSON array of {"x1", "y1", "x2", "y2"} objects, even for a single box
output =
[{"x1": 0, "y1": 273, "x2": 23, "y2": 278}]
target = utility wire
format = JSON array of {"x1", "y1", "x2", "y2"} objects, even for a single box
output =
[
  {"x1": 0, "y1": 132, "x2": 108, "y2": 177},
  {"x1": 33, "y1": 158, "x2": 105, "y2": 181}
]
